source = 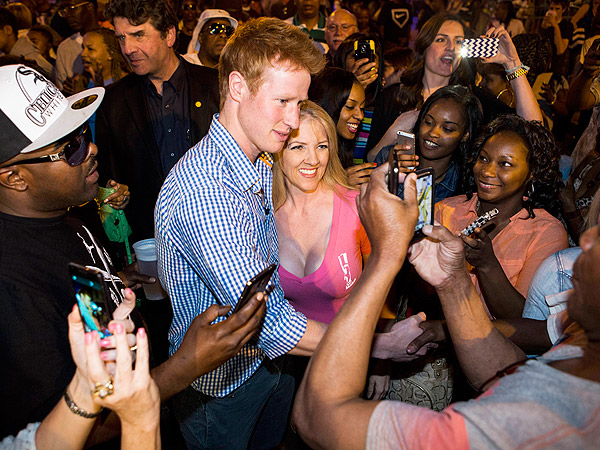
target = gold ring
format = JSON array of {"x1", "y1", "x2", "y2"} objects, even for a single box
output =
[
  {"x1": 129, "y1": 345, "x2": 138, "y2": 351},
  {"x1": 92, "y1": 378, "x2": 114, "y2": 399}
]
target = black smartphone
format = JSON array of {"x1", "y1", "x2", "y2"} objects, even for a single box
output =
[
  {"x1": 412, "y1": 168, "x2": 435, "y2": 242},
  {"x1": 232, "y1": 264, "x2": 277, "y2": 313},
  {"x1": 69, "y1": 263, "x2": 114, "y2": 338},
  {"x1": 388, "y1": 149, "x2": 399, "y2": 194},
  {"x1": 354, "y1": 39, "x2": 375, "y2": 63}
]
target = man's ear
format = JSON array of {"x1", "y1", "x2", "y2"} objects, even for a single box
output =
[
  {"x1": 165, "y1": 25, "x2": 177, "y2": 48},
  {"x1": 0, "y1": 167, "x2": 29, "y2": 192},
  {"x1": 1, "y1": 24, "x2": 13, "y2": 38},
  {"x1": 228, "y1": 71, "x2": 247, "y2": 104}
]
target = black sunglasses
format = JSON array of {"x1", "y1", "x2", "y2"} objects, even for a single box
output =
[
  {"x1": 206, "y1": 23, "x2": 234, "y2": 37},
  {"x1": 12, "y1": 124, "x2": 92, "y2": 167}
]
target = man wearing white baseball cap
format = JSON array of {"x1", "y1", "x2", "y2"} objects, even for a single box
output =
[
  {"x1": 0, "y1": 63, "x2": 124, "y2": 439},
  {"x1": 183, "y1": 9, "x2": 238, "y2": 68},
  {"x1": 0, "y1": 64, "x2": 266, "y2": 442}
]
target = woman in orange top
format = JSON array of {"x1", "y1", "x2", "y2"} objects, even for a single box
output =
[{"x1": 435, "y1": 115, "x2": 568, "y2": 319}]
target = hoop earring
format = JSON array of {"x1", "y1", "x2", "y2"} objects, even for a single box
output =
[
  {"x1": 497, "y1": 88, "x2": 515, "y2": 108},
  {"x1": 527, "y1": 182, "x2": 535, "y2": 198}
]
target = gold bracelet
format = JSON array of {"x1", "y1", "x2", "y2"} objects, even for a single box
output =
[{"x1": 506, "y1": 67, "x2": 529, "y2": 81}]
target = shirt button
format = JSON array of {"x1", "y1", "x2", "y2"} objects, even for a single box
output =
[
  {"x1": 170, "y1": 153, "x2": 175, "y2": 157},
  {"x1": 168, "y1": 128, "x2": 172, "y2": 133},
  {"x1": 165, "y1": 104, "x2": 170, "y2": 109}
]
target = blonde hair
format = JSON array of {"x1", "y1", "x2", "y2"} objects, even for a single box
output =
[
  {"x1": 219, "y1": 17, "x2": 325, "y2": 109},
  {"x1": 273, "y1": 100, "x2": 354, "y2": 211}
]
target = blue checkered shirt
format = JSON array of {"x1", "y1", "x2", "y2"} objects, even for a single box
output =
[{"x1": 155, "y1": 115, "x2": 307, "y2": 397}]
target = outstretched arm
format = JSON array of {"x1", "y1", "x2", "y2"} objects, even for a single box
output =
[
  {"x1": 293, "y1": 167, "x2": 419, "y2": 449},
  {"x1": 409, "y1": 225, "x2": 526, "y2": 388},
  {"x1": 151, "y1": 293, "x2": 266, "y2": 402},
  {"x1": 481, "y1": 26, "x2": 543, "y2": 122}
]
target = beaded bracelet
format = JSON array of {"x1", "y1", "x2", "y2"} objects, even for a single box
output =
[
  {"x1": 506, "y1": 66, "x2": 529, "y2": 81},
  {"x1": 63, "y1": 389, "x2": 103, "y2": 419},
  {"x1": 505, "y1": 64, "x2": 530, "y2": 81}
]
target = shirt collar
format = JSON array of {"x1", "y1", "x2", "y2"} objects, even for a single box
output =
[
  {"x1": 143, "y1": 57, "x2": 185, "y2": 96},
  {"x1": 210, "y1": 115, "x2": 268, "y2": 194},
  {"x1": 293, "y1": 13, "x2": 326, "y2": 29}
]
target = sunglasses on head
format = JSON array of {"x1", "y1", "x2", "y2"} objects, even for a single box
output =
[
  {"x1": 206, "y1": 23, "x2": 234, "y2": 37},
  {"x1": 12, "y1": 124, "x2": 92, "y2": 167}
]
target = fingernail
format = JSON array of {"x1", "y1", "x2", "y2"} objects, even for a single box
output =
[
  {"x1": 149, "y1": 277, "x2": 156, "y2": 283},
  {"x1": 138, "y1": 327, "x2": 146, "y2": 338},
  {"x1": 116, "y1": 323, "x2": 123, "y2": 334},
  {"x1": 373, "y1": 163, "x2": 377, "y2": 167},
  {"x1": 100, "y1": 352, "x2": 108, "y2": 360},
  {"x1": 85, "y1": 333, "x2": 93, "y2": 344},
  {"x1": 124, "y1": 288, "x2": 132, "y2": 296},
  {"x1": 100, "y1": 338, "x2": 111, "y2": 347}
]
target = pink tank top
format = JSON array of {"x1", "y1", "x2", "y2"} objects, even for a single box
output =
[{"x1": 279, "y1": 188, "x2": 371, "y2": 324}]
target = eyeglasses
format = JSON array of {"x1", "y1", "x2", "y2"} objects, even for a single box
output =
[
  {"x1": 58, "y1": 1, "x2": 91, "y2": 17},
  {"x1": 205, "y1": 23, "x2": 234, "y2": 37},
  {"x1": 12, "y1": 124, "x2": 92, "y2": 167},
  {"x1": 182, "y1": 3, "x2": 197, "y2": 11},
  {"x1": 326, "y1": 23, "x2": 356, "y2": 32}
]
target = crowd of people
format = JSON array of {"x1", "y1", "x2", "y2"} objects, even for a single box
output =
[{"x1": 0, "y1": 0, "x2": 599, "y2": 449}]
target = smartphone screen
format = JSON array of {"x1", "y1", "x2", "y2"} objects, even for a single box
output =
[
  {"x1": 69, "y1": 263, "x2": 113, "y2": 338},
  {"x1": 414, "y1": 169, "x2": 434, "y2": 237},
  {"x1": 233, "y1": 264, "x2": 277, "y2": 313}
]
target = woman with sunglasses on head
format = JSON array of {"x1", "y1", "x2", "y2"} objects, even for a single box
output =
[
  {"x1": 435, "y1": 115, "x2": 568, "y2": 319},
  {"x1": 183, "y1": 10, "x2": 237, "y2": 68},
  {"x1": 309, "y1": 67, "x2": 374, "y2": 188},
  {"x1": 366, "y1": 13, "x2": 542, "y2": 162}
]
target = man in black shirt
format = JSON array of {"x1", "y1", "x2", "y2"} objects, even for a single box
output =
[
  {"x1": 96, "y1": 0, "x2": 219, "y2": 242},
  {"x1": 0, "y1": 64, "x2": 264, "y2": 441}
]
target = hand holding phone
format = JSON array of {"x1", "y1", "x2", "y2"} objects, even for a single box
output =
[
  {"x1": 460, "y1": 208, "x2": 499, "y2": 236},
  {"x1": 69, "y1": 263, "x2": 114, "y2": 338},
  {"x1": 389, "y1": 167, "x2": 435, "y2": 242},
  {"x1": 354, "y1": 39, "x2": 375, "y2": 64},
  {"x1": 232, "y1": 264, "x2": 276, "y2": 314},
  {"x1": 412, "y1": 168, "x2": 435, "y2": 242},
  {"x1": 460, "y1": 38, "x2": 499, "y2": 58}
]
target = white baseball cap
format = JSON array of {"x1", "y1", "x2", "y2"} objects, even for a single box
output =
[
  {"x1": 187, "y1": 9, "x2": 238, "y2": 54},
  {"x1": 0, "y1": 64, "x2": 104, "y2": 164}
]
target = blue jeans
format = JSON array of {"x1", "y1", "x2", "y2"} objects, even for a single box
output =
[{"x1": 172, "y1": 357, "x2": 294, "y2": 450}]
